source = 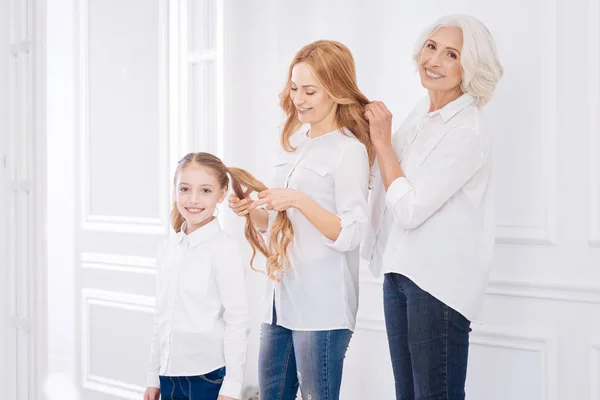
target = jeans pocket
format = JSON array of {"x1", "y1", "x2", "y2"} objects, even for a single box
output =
[
  {"x1": 198, "y1": 374, "x2": 224, "y2": 385},
  {"x1": 198, "y1": 367, "x2": 226, "y2": 385}
]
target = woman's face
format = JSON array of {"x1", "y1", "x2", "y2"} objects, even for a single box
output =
[
  {"x1": 418, "y1": 26, "x2": 464, "y2": 94},
  {"x1": 290, "y1": 62, "x2": 337, "y2": 126}
]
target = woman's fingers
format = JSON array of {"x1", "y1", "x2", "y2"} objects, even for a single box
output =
[
  {"x1": 228, "y1": 196, "x2": 255, "y2": 216},
  {"x1": 248, "y1": 197, "x2": 269, "y2": 211}
]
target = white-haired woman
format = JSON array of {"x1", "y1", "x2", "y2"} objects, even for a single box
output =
[{"x1": 363, "y1": 15, "x2": 503, "y2": 399}]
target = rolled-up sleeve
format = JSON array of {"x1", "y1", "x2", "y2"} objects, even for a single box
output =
[
  {"x1": 214, "y1": 239, "x2": 251, "y2": 399},
  {"x1": 323, "y1": 141, "x2": 370, "y2": 252},
  {"x1": 385, "y1": 127, "x2": 486, "y2": 230}
]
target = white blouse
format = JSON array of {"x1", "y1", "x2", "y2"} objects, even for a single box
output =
[
  {"x1": 263, "y1": 125, "x2": 371, "y2": 331},
  {"x1": 363, "y1": 94, "x2": 495, "y2": 321},
  {"x1": 147, "y1": 219, "x2": 250, "y2": 399}
]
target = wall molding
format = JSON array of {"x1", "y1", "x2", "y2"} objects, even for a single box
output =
[
  {"x1": 81, "y1": 289, "x2": 154, "y2": 399},
  {"x1": 81, "y1": 252, "x2": 156, "y2": 275},
  {"x1": 5, "y1": 0, "x2": 47, "y2": 398},
  {"x1": 84, "y1": 376, "x2": 145, "y2": 400},
  {"x1": 486, "y1": 279, "x2": 600, "y2": 304},
  {"x1": 355, "y1": 317, "x2": 557, "y2": 400},
  {"x1": 471, "y1": 326, "x2": 558, "y2": 400},
  {"x1": 77, "y1": 0, "x2": 170, "y2": 235},
  {"x1": 495, "y1": 1, "x2": 558, "y2": 246},
  {"x1": 590, "y1": 342, "x2": 600, "y2": 399},
  {"x1": 359, "y1": 268, "x2": 600, "y2": 305},
  {"x1": 588, "y1": 0, "x2": 600, "y2": 246}
]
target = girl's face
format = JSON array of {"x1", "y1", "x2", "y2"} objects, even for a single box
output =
[
  {"x1": 290, "y1": 62, "x2": 337, "y2": 126},
  {"x1": 175, "y1": 163, "x2": 226, "y2": 233}
]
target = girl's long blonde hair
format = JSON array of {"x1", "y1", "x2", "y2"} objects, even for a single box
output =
[
  {"x1": 280, "y1": 40, "x2": 375, "y2": 166},
  {"x1": 171, "y1": 152, "x2": 293, "y2": 281}
]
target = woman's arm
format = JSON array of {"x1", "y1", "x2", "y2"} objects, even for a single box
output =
[
  {"x1": 294, "y1": 194, "x2": 343, "y2": 242},
  {"x1": 249, "y1": 208, "x2": 269, "y2": 232},
  {"x1": 228, "y1": 194, "x2": 269, "y2": 232},
  {"x1": 248, "y1": 187, "x2": 343, "y2": 241},
  {"x1": 366, "y1": 101, "x2": 486, "y2": 230},
  {"x1": 250, "y1": 142, "x2": 370, "y2": 251},
  {"x1": 382, "y1": 127, "x2": 486, "y2": 230}
]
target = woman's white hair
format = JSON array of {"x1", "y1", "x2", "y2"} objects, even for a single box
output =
[{"x1": 413, "y1": 14, "x2": 503, "y2": 107}]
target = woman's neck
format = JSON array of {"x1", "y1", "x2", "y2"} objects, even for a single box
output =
[
  {"x1": 428, "y1": 87, "x2": 463, "y2": 112},
  {"x1": 308, "y1": 109, "x2": 339, "y2": 138}
]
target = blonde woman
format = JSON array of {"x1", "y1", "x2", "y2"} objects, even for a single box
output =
[
  {"x1": 229, "y1": 40, "x2": 373, "y2": 400},
  {"x1": 364, "y1": 15, "x2": 503, "y2": 399}
]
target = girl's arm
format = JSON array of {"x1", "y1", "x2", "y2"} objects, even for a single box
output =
[
  {"x1": 214, "y1": 239, "x2": 251, "y2": 400},
  {"x1": 146, "y1": 242, "x2": 166, "y2": 389}
]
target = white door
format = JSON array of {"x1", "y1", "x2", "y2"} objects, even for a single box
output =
[
  {"x1": 47, "y1": 0, "x2": 171, "y2": 398},
  {"x1": 46, "y1": 0, "x2": 227, "y2": 398}
]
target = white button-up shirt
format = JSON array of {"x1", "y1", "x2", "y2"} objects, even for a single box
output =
[
  {"x1": 147, "y1": 219, "x2": 250, "y2": 399},
  {"x1": 363, "y1": 94, "x2": 494, "y2": 321},
  {"x1": 263, "y1": 126, "x2": 370, "y2": 331}
]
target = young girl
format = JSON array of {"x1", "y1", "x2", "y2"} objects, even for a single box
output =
[
  {"x1": 229, "y1": 40, "x2": 373, "y2": 400},
  {"x1": 144, "y1": 152, "x2": 254, "y2": 400}
]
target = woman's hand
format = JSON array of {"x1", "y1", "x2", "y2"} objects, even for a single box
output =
[
  {"x1": 248, "y1": 188, "x2": 306, "y2": 212},
  {"x1": 143, "y1": 387, "x2": 160, "y2": 400},
  {"x1": 228, "y1": 189, "x2": 254, "y2": 217},
  {"x1": 365, "y1": 101, "x2": 393, "y2": 151}
]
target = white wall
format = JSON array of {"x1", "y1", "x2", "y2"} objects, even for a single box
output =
[
  {"x1": 222, "y1": 0, "x2": 600, "y2": 399},
  {"x1": 42, "y1": 0, "x2": 600, "y2": 399},
  {"x1": 221, "y1": 0, "x2": 281, "y2": 389}
]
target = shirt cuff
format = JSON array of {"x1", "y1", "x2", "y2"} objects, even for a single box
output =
[
  {"x1": 322, "y1": 207, "x2": 367, "y2": 252},
  {"x1": 385, "y1": 176, "x2": 412, "y2": 210},
  {"x1": 267, "y1": 209, "x2": 277, "y2": 225},
  {"x1": 146, "y1": 372, "x2": 160, "y2": 388},
  {"x1": 259, "y1": 209, "x2": 277, "y2": 239},
  {"x1": 219, "y1": 377, "x2": 243, "y2": 399}
]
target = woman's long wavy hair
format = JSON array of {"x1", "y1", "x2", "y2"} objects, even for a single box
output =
[
  {"x1": 280, "y1": 40, "x2": 375, "y2": 166},
  {"x1": 171, "y1": 152, "x2": 294, "y2": 281}
]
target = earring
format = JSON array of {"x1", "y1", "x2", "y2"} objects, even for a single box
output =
[{"x1": 214, "y1": 207, "x2": 220, "y2": 217}]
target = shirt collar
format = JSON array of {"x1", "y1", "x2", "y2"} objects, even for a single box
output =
[
  {"x1": 171, "y1": 217, "x2": 222, "y2": 247},
  {"x1": 429, "y1": 93, "x2": 475, "y2": 123},
  {"x1": 292, "y1": 124, "x2": 352, "y2": 146}
]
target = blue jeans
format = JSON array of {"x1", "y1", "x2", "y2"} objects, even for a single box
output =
[
  {"x1": 159, "y1": 367, "x2": 226, "y2": 400},
  {"x1": 383, "y1": 273, "x2": 471, "y2": 400},
  {"x1": 258, "y1": 306, "x2": 353, "y2": 400}
]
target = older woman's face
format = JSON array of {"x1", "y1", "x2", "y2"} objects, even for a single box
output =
[{"x1": 418, "y1": 26, "x2": 463, "y2": 94}]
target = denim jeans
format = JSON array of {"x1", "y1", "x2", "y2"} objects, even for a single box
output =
[
  {"x1": 383, "y1": 273, "x2": 471, "y2": 400},
  {"x1": 159, "y1": 367, "x2": 226, "y2": 400},
  {"x1": 258, "y1": 306, "x2": 353, "y2": 400}
]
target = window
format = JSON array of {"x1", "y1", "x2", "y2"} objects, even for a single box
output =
[{"x1": 170, "y1": 0, "x2": 223, "y2": 160}]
